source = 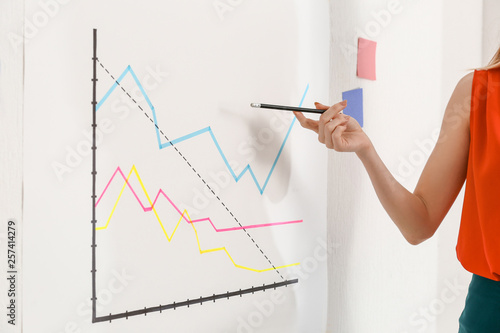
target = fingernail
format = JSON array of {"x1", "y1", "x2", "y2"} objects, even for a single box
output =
[
  {"x1": 341, "y1": 100, "x2": 347, "y2": 106},
  {"x1": 314, "y1": 102, "x2": 319, "y2": 105}
]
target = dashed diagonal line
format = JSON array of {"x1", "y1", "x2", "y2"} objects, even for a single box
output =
[{"x1": 96, "y1": 59, "x2": 291, "y2": 280}]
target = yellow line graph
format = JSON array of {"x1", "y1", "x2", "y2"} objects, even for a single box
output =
[{"x1": 97, "y1": 165, "x2": 300, "y2": 272}]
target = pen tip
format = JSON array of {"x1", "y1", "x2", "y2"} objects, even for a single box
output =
[{"x1": 250, "y1": 103, "x2": 261, "y2": 108}]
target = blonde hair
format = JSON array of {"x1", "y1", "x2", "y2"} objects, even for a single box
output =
[{"x1": 479, "y1": 45, "x2": 500, "y2": 70}]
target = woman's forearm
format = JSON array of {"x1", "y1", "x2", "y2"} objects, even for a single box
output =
[
  {"x1": 355, "y1": 142, "x2": 433, "y2": 245},
  {"x1": 296, "y1": 78, "x2": 471, "y2": 245}
]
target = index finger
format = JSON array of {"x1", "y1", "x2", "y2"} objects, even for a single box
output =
[{"x1": 321, "y1": 100, "x2": 347, "y2": 120}]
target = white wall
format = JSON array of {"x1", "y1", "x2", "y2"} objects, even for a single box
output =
[
  {"x1": 327, "y1": 1, "x2": 483, "y2": 332},
  {"x1": 482, "y1": 0, "x2": 500, "y2": 65}
]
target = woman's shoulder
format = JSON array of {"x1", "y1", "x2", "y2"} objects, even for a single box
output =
[{"x1": 443, "y1": 72, "x2": 473, "y2": 128}]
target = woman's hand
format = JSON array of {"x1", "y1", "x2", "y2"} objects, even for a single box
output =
[{"x1": 293, "y1": 101, "x2": 372, "y2": 154}]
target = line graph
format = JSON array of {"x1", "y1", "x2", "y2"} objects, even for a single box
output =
[
  {"x1": 96, "y1": 165, "x2": 303, "y2": 232},
  {"x1": 96, "y1": 58, "x2": 289, "y2": 280},
  {"x1": 96, "y1": 64, "x2": 308, "y2": 194},
  {"x1": 91, "y1": 29, "x2": 301, "y2": 323},
  {"x1": 95, "y1": 165, "x2": 301, "y2": 272}
]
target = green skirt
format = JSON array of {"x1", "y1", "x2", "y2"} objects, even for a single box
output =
[{"x1": 459, "y1": 274, "x2": 500, "y2": 332}]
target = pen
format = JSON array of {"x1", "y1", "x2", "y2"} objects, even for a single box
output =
[{"x1": 250, "y1": 103, "x2": 326, "y2": 114}]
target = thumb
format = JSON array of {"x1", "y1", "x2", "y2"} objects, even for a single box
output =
[{"x1": 293, "y1": 111, "x2": 306, "y2": 123}]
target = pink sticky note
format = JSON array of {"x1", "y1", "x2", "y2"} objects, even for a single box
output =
[{"x1": 357, "y1": 38, "x2": 377, "y2": 80}]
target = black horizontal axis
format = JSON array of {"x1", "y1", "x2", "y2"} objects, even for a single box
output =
[{"x1": 94, "y1": 279, "x2": 299, "y2": 323}]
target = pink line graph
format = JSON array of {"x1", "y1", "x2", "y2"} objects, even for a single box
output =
[{"x1": 96, "y1": 167, "x2": 303, "y2": 232}]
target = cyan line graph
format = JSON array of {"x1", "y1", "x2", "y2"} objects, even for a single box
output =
[{"x1": 96, "y1": 65, "x2": 309, "y2": 194}]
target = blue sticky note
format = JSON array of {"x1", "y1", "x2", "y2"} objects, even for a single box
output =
[{"x1": 342, "y1": 88, "x2": 363, "y2": 127}]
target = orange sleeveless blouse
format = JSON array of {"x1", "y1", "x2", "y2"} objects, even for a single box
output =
[{"x1": 457, "y1": 67, "x2": 500, "y2": 281}]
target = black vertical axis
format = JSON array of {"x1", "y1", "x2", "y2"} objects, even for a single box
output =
[{"x1": 91, "y1": 28, "x2": 98, "y2": 323}]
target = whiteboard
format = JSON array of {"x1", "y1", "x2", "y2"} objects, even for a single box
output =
[{"x1": 21, "y1": 0, "x2": 330, "y2": 332}]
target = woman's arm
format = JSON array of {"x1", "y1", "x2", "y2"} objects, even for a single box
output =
[{"x1": 294, "y1": 73, "x2": 473, "y2": 245}]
